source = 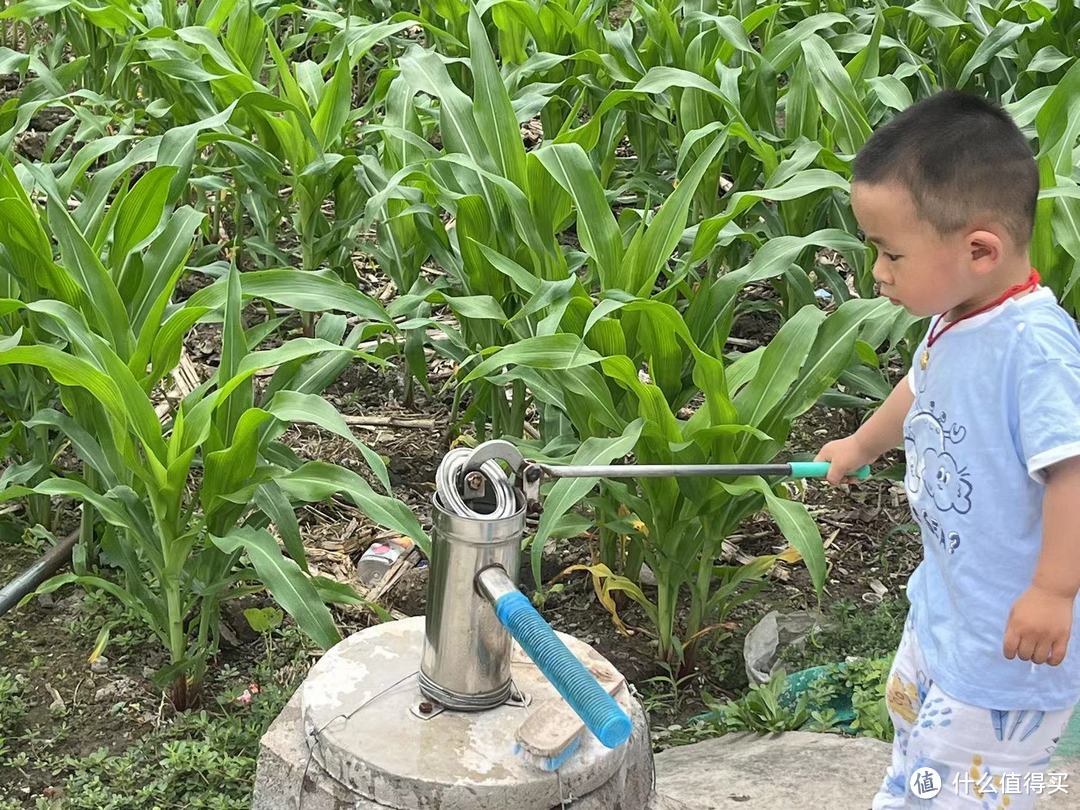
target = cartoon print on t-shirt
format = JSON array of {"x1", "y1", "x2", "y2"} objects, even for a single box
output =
[
  {"x1": 915, "y1": 508, "x2": 961, "y2": 554},
  {"x1": 905, "y1": 402, "x2": 972, "y2": 555}
]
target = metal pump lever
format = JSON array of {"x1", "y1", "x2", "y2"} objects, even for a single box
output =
[{"x1": 460, "y1": 439, "x2": 870, "y2": 510}]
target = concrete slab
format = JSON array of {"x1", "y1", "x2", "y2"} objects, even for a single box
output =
[
  {"x1": 254, "y1": 690, "x2": 360, "y2": 810},
  {"x1": 653, "y1": 730, "x2": 1080, "y2": 809},
  {"x1": 647, "y1": 794, "x2": 696, "y2": 810},
  {"x1": 654, "y1": 731, "x2": 888, "y2": 809}
]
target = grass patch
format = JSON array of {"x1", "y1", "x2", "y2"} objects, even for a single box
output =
[
  {"x1": 0, "y1": 576, "x2": 312, "y2": 809},
  {"x1": 655, "y1": 597, "x2": 907, "y2": 749},
  {"x1": 780, "y1": 597, "x2": 907, "y2": 671}
]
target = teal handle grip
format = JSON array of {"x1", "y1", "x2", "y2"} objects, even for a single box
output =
[{"x1": 790, "y1": 461, "x2": 871, "y2": 480}]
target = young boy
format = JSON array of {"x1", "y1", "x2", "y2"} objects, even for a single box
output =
[{"x1": 817, "y1": 90, "x2": 1080, "y2": 808}]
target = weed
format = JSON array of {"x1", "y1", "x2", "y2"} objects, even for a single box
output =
[{"x1": 780, "y1": 597, "x2": 907, "y2": 672}]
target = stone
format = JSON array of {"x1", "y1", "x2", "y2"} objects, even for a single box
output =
[
  {"x1": 638, "y1": 564, "x2": 657, "y2": 588},
  {"x1": 386, "y1": 565, "x2": 427, "y2": 616},
  {"x1": 92, "y1": 675, "x2": 136, "y2": 704},
  {"x1": 55, "y1": 593, "x2": 83, "y2": 619},
  {"x1": 90, "y1": 656, "x2": 109, "y2": 674},
  {"x1": 253, "y1": 616, "x2": 653, "y2": 810},
  {"x1": 222, "y1": 598, "x2": 262, "y2": 644}
]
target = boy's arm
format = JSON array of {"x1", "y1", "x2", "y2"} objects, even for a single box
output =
[
  {"x1": 816, "y1": 377, "x2": 914, "y2": 485},
  {"x1": 1003, "y1": 455, "x2": 1080, "y2": 666},
  {"x1": 852, "y1": 377, "x2": 916, "y2": 460}
]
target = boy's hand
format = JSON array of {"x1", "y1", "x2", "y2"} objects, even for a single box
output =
[
  {"x1": 815, "y1": 436, "x2": 876, "y2": 486},
  {"x1": 1003, "y1": 585, "x2": 1073, "y2": 666}
]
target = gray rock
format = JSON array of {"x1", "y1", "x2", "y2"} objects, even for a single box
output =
[
  {"x1": 221, "y1": 599, "x2": 262, "y2": 644},
  {"x1": 55, "y1": 593, "x2": 83, "y2": 619},
  {"x1": 92, "y1": 675, "x2": 136, "y2": 704},
  {"x1": 639, "y1": 564, "x2": 657, "y2": 588}
]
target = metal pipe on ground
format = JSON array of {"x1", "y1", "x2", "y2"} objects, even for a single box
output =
[{"x1": 0, "y1": 529, "x2": 79, "y2": 617}]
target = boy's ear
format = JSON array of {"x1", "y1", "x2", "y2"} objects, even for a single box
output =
[{"x1": 966, "y1": 228, "x2": 1003, "y2": 275}]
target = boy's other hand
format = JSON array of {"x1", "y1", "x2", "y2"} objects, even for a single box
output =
[
  {"x1": 1003, "y1": 585, "x2": 1073, "y2": 666},
  {"x1": 815, "y1": 436, "x2": 875, "y2": 486}
]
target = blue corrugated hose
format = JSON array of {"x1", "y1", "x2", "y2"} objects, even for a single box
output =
[{"x1": 494, "y1": 590, "x2": 632, "y2": 749}]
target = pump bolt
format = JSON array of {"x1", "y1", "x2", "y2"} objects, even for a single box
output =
[
  {"x1": 418, "y1": 701, "x2": 434, "y2": 715},
  {"x1": 464, "y1": 472, "x2": 485, "y2": 491}
]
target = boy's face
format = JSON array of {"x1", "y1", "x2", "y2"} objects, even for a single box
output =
[{"x1": 850, "y1": 181, "x2": 983, "y2": 318}]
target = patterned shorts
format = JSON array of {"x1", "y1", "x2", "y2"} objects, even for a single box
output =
[{"x1": 873, "y1": 613, "x2": 1073, "y2": 809}]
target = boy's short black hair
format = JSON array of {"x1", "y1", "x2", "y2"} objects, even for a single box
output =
[{"x1": 853, "y1": 90, "x2": 1038, "y2": 249}]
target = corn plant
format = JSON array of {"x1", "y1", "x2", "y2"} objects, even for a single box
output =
[
  {"x1": 0, "y1": 120, "x2": 241, "y2": 562},
  {"x1": 357, "y1": 6, "x2": 933, "y2": 675},
  {"x1": 458, "y1": 143, "x2": 909, "y2": 666},
  {"x1": 6, "y1": 0, "x2": 1080, "y2": 681},
  {"x1": 0, "y1": 347, "x2": 57, "y2": 530},
  {"x1": 0, "y1": 275, "x2": 428, "y2": 707},
  {"x1": 465, "y1": 285, "x2": 904, "y2": 671},
  {"x1": 1029, "y1": 59, "x2": 1080, "y2": 313},
  {"x1": 0, "y1": 154, "x2": 426, "y2": 707},
  {"x1": 362, "y1": 9, "x2": 587, "y2": 437}
]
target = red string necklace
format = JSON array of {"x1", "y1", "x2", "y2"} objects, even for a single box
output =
[{"x1": 919, "y1": 267, "x2": 1041, "y2": 370}]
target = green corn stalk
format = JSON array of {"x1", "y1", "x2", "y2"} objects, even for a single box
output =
[
  {"x1": 0, "y1": 271, "x2": 425, "y2": 707},
  {"x1": 11, "y1": 0, "x2": 1080, "y2": 682},
  {"x1": 1031, "y1": 59, "x2": 1080, "y2": 311},
  {"x1": 0, "y1": 113, "x2": 241, "y2": 553},
  {"x1": 366, "y1": 9, "x2": 582, "y2": 440},
  {"x1": 0, "y1": 152, "x2": 423, "y2": 706},
  {"x1": 129, "y1": 11, "x2": 413, "y2": 294},
  {"x1": 457, "y1": 128, "x2": 909, "y2": 665},
  {"x1": 463, "y1": 292, "x2": 904, "y2": 672},
  {"x1": 0, "y1": 0, "x2": 145, "y2": 97}
]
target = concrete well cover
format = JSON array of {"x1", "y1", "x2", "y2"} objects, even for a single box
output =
[{"x1": 299, "y1": 616, "x2": 634, "y2": 810}]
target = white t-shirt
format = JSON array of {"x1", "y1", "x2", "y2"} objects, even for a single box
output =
[{"x1": 904, "y1": 287, "x2": 1080, "y2": 711}]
